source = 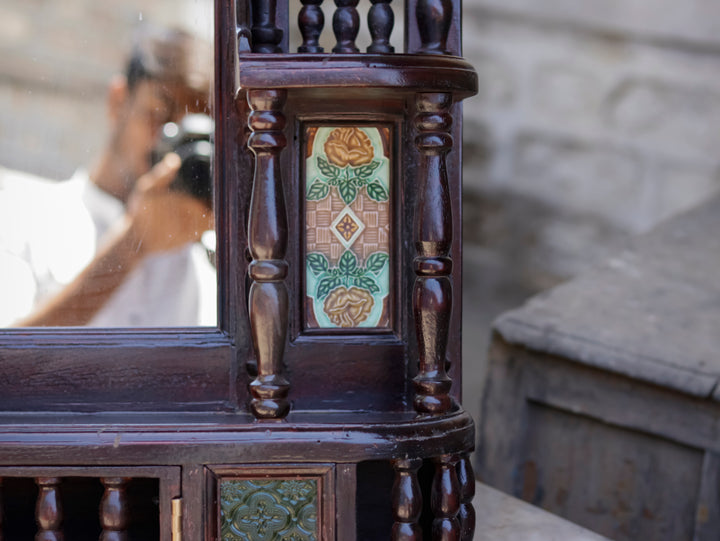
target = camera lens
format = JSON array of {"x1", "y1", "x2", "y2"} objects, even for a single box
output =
[{"x1": 152, "y1": 114, "x2": 214, "y2": 208}]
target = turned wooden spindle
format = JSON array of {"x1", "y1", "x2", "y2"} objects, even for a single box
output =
[
  {"x1": 367, "y1": 0, "x2": 395, "y2": 53},
  {"x1": 456, "y1": 454, "x2": 476, "y2": 541},
  {"x1": 412, "y1": 92, "x2": 454, "y2": 415},
  {"x1": 298, "y1": 0, "x2": 325, "y2": 53},
  {"x1": 332, "y1": 0, "x2": 360, "y2": 53},
  {"x1": 251, "y1": 0, "x2": 283, "y2": 53},
  {"x1": 391, "y1": 458, "x2": 423, "y2": 540},
  {"x1": 247, "y1": 89, "x2": 291, "y2": 420},
  {"x1": 415, "y1": 0, "x2": 453, "y2": 55},
  {"x1": 100, "y1": 478, "x2": 129, "y2": 541},
  {"x1": 237, "y1": 0, "x2": 253, "y2": 53},
  {"x1": 36, "y1": 477, "x2": 63, "y2": 541},
  {"x1": 432, "y1": 455, "x2": 461, "y2": 541},
  {"x1": 0, "y1": 478, "x2": 3, "y2": 541}
]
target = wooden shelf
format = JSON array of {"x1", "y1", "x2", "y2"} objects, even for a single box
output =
[{"x1": 237, "y1": 54, "x2": 478, "y2": 98}]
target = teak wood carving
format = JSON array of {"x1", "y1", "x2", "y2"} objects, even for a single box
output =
[
  {"x1": 100, "y1": 478, "x2": 129, "y2": 541},
  {"x1": 247, "y1": 88, "x2": 291, "y2": 420},
  {"x1": 413, "y1": 92, "x2": 454, "y2": 415},
  {"x1": 391, "y1": 458, "x2": 423, "y2": 540},
  {"x1": 298, "y1": 0, "x2": 325, "y2": 53},
  {"x1": 0, "y1": 0, "x2": 477, "y2": 538},
  {"x1": 36, "y1": 478, "x2": 63, "y2": 541}
]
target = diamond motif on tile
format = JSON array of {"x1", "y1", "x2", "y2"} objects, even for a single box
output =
[
  {"x1": 336, "y1": 214, "x2": 359, "y2": 241},
  {"x1": 330, "y1": 206, "x2": 365, "y2": 249}
]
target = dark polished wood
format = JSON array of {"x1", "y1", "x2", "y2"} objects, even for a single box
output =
[
  {"x1": 431, "y1": 455, "x2": 461, "y2": 541},
  {"x1": 415, "y1": 0, "x2": 453, "y2": 55},
  {"x1": 235, "y1": 54, "x2": 476, "y2": 96},
  {"x1": 457, "y1": 454, "x2": 476, "y2": 541},
  {"x1": 298, "y1": 0, "x2": 325, "y2": 53},
  {"x1": 251, "y1": 0, "x2": 283, "y2": 52},
  {"x1": 0, "y1": 467, "x2": 178, "y2": 541},
  {"x1": 392, "y1": 458, "x2": 423, "y2": 540},
  {"x1": 247, "y1": 88, "x2": 291, "y2": 419},
  {"x1": 0, "y1": 0, "x2": 478, "y2": 538},
  {"x1": 368, "y1": 0, "x2": 395, "y2": 53},
  {"x1": 412, "y1": 92, "x2": 454, "y2": 415},
  {"x1": 332, "y1": 0, "x2": 360, "y2": 53},
  {"x1": 35, "y1": 477, "x2": 63, "y2": 541},
  {"x1": 236, "y1": 0, "x2": 252, "y2": 53},
  {"x1": 100, "y1": 478, "x2": 129, "y2": 541}
]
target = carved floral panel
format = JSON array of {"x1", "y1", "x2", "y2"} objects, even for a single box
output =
[
  {"x1": 220, "y1": 478, "x2": 318, "y2": 540},
  {"x1": 305, "y1": 126, "x2": 392, "y2": 329}
]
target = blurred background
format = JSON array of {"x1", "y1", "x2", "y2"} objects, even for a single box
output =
[
  {"x1": 0, "y1": 0, "x2": 211, "y2": 179},
  {"x1": 460, "y1": 0, "x2": 720, "y2": 427}
]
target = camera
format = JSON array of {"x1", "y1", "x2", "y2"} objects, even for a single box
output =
[{"x1": 152, "y1": 113, "x2": 214, "y2": 208}]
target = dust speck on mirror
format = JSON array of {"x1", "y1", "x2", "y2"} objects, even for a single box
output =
[{"x1": 0, "y1": 1, "x2": 216, "y2": 328}]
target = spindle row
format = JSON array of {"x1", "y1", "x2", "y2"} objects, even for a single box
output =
[
  {"x1": 391, "y1": 453, "x2": 475, "y2": 540},
  {"x1": 0, "y1": 477, "x2": 130, "y2": 541},
  {"x1": 245, "y1": 0, "x2": 454, "y2": 55}
]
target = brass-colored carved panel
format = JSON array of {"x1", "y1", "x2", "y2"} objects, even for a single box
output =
[{"x1": 305, "y1": 125, "x2": 392, "y2": 330}]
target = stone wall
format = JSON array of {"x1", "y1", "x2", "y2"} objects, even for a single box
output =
[
  {"x1": 460, "y1": 1, "x2": 720, "y2": 412},
  {"x1": 0, "y1": 1, "x2": 210, "y2": 179}
]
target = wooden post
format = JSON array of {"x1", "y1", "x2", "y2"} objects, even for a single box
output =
[
  {"x1": 392, "y1": 458, "x2": 423, "y2": 540},
  {"x1": 236, "y1": 0, "x2": 253, "y2": 53},
  {"x1": 457, "y1": 454, "x2": 476, "y2": 541},
  {"x1": 413, "y1": 91, "x2": 454, "y2": 415},
  {"x1": 332, "y1": 0, "x2": 360, "y2": 53},
  {"x1": 415, "y1": 0, "x2": 453, "y2": 54},
  {"x1": 100, "y1": 478, "x2": 129, "y2": 541},
  {"x1": 247, "y1": 88, "x2": 291, "y2": 420},
  {"x1": 36, "y1": 477, "x2": 63, "y2": 541},
  {"x1": 251, "y1": 0, "x2": 284, "y2": 52},
  {"x1": 368, "y1": 0, "x2": 395, "y2": 53},
  {"x1": 298, "y1": 0, "x2": 325, "y2": 53},
  {"x1": 0, "y1": 477, "x2": 3, "y2": 541},
  {"x1": 431, "y1": 455, "x2": 460, "y2": 541}
]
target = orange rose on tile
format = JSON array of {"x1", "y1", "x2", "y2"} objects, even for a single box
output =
[
  {"x1": 323, "y1": 286, "x2": 374, "y2": 327},
  {"x1": 324, "y1": 127, "x2": 374, "y2": 167}
]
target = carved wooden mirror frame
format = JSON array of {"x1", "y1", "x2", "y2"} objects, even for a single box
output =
[
  {"x1": 0, "y1": 0, "x2": 475, "y2": 417},
  {"x1": 0, "y1": 0, "x2": 478, "y2": 538}
]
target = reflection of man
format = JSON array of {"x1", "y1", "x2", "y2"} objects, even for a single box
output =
[{"x1": 0, "y1": 27, "x2": 216, "y2": 327}]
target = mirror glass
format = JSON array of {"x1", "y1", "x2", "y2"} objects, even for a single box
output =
[{"x1": 0, "y1": 1, "x2": 215, "y2": 327}]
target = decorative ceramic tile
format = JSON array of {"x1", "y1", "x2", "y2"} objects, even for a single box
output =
[
  {"x1": 220, "y1": 479, "x2": 318, "y2": 541},
  {"x1": 305, "y1": 126, "x2": 392, "y2": 329}
]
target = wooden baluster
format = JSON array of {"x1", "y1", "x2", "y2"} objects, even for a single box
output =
[
  {"x1": 237, "y1": 0, "x2": 253, "y2": 54},
  {"x1": 0, "y1": 477, "x2": 3, "y2": 541},
  {"x1": 415, "y1": 0, "x2": 452, "y2": 55},
  {"x1": 367, "y1": 0, "x2": 395, "y2": 53},
  {"x1": 412, "y1": 91, "x2": 454, "y2": 415},
  {"x1": 332, "y1": 0, "x2": 360, "y2": 53},
  {"x1": 456, "y1": 454, "x2": 476, "y2": 541},
  {"x1": 298, "y1": 0, "x2": 325, "y2": 53},
  {"x1": 251, "y1": 0, "x2": 283, "y2": 53},
  {"x1": 432, "y1": 455, "x2": 460, "y2": 541},
  {"x1": 392, "y1": 458, "x2": 423, "y2": 540},
  {"x1": 247, "y1": 89, "x2": 291, "y2": 420},
  {"x1": 100, "y1": 478, "x2": 129, "y2": 541},
  {"x1": 36, "y1": 477, "x2": 63, "y2": 541}
]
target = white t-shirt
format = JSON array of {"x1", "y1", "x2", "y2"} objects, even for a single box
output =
[{"x1": 0, "y1": 167, "x2": 216, "y2": 327}]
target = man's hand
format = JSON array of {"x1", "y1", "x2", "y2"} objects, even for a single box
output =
[
  {"x1": 126, "y1": 153, "x2": 214, "y2": 255},
  {"x1": 15, "y1": 154, "x2": 215, "y2": 326}
]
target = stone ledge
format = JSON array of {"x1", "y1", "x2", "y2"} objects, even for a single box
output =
[
  {"x1": 471, "y1": 0, "x2": 720, "y2": 50},
  {"x1": 494, "y1": 193, "x2": 720, "y2": 400},
  {"x1": 473, "y1": 482, "x2": 612, "y2": 540}
]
